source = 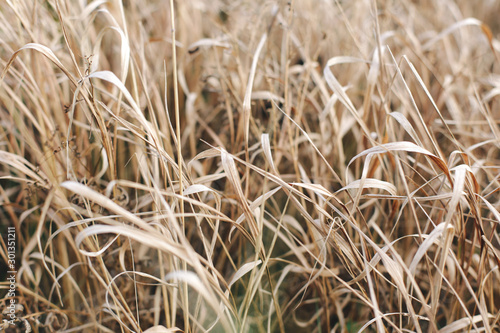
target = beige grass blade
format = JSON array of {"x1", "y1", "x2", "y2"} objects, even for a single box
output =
[
  {"x1": 347, "y1": 141, "x2": 449, "y2": 182},
  {"x1": 1, "y1": 43, "x2": 76, "y2": 85},
  {"x1": 92, "y1": 25, "x2": 130, "y2": 83},
  {"x1": 389, "y1": 112, "x2": 422, "y2": 146},
  {"x1": 423, "y1": 18, "x2": 485, "y2": 50},
  {"x1": 143, "y1": 326, "x2": 181, "y2": 333},
  {"x1": 323, "y1": 56, "x2": 372, "y2": 139},
  {"x1": 187, "y1": 38, "x2": 231, "y2": 52},
  {"x1": 227, "y1": 260, "x2": 262, "y2": 292},
  {"x1": 220, "y1": 149, "x2": 259, "y2": 241},
  {"x1": 408, "y1": 223, "x2": 453, "y2": 278},
  {"x1": 261, "y1": 133, "x2": 277, "y2": 174},
  {"x1": 243, "y1": 33, "x2": 267, "y2": 146},
  {"x1": 338, "y1": 178, "x2": 397, "y2": 196},
  {"x1": 61, "y1": 181, "x2": 156, "y2": 233},
  {"x1": 438, "y1": 314, "x2": 494, "y2": 333}
]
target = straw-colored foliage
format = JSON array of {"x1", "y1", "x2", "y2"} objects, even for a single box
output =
[{"x1": 1, "y1": 0, "x2": 500, "y2": 332}]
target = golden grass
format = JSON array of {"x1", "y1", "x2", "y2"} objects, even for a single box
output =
[{"x1": 1, "y1": 0, "x2": 500, "y2": 332}]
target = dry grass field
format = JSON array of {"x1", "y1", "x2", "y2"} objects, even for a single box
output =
[{"x1": 1, "y1": 0, "x2": 500, "y2": 332}]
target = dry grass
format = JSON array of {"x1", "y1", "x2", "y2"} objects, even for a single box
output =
[{"x1": 1, "y1": 0, "x2": 500, "y2": 332}]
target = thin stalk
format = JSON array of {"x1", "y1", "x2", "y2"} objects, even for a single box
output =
[{"x1": 168, "y1": 0, "x2": 188, "y2": 331}]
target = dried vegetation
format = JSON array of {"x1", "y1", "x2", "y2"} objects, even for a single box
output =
[{"x1": 1, "y1": 0, "x2": 500, "y2": 332}]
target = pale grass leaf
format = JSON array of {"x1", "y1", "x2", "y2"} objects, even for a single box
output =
[
  {"x1": 290, "y1": 182, "x2": 332, "y2": 198},
  {"x1": 228, "y1": 260, "x2": 262, "y2": 289},
  {"x1": 143, "y1": 326, "x2": 181, "y2": 333},
  {"x1": 184, "y1": 184, "x2": 216, "y2": 196},
  {"x1": 423, "y1": 18, "x2": 483, "y2": 50},
  {"x1": 234, "y1": 186, "x2": 282, "y2": 226},
  {"x1": 324, "y1": 57, "x2": 371, "y2": 137},
  {"x1": 243, "y1": 33, "x2": 267, "y2": 141},
  {"x1": 261, "y1": 133, "x2": 277, "y2": 173},
  {"x1": 339, "y1": 178, "x2": 397, "y2": 196},
  {"x1": 445, "y1": 165, "x2": 470, "y2": 225},
  {"x1": 1, "y1": 43, "x2": 71, "y2": 82},
  {"x1": 61, "y1": 181, "x2": 156, "y2": 232},
  {"x1": 408, "y1": 223, "x2": 452, "y2": 277},
  {"x1": 92, "y1": 26, "x2": 130, "y2": 82},
  {"x1": 187, "y1": 38, "x2": 231, "y2": 51},
  {"x1": 438, "y1": 314, "x2": 494, "y2": 333},
  {"x1": 389, "y1": 112, "x2": 422, "y2": 145},
  {"x1": 347, "y1": 141, "x2": 448, "y2": 176},
  {"x1": 251, "y1": 91, "x2": 285, "y2": 103}
]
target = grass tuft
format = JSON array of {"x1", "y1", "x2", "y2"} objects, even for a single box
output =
[{"x1": 1, "y1": 0, "x2": 500, "y2": 332}]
